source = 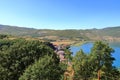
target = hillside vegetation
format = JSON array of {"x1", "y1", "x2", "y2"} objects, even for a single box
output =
[
  {"x1": 0, "y1": 25, "x2": 38, "y2": 37},
  {"x1": 0, "y1": 24, "x2": 120, "y2": 41}
]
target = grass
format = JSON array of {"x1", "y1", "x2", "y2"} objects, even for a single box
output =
[{"x1": 72, "y1": 41, "x2": 87, "y2": 46}]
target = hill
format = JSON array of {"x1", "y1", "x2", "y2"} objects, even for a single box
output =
[
  {"x1": 0, "y1": 24, "x2": 120, "y2": 41},
  {"x1": 99, "y1": 27, "x2": 120, "y2": 37},
  {"x1": 0, "y1": 24, "x2": 38, "y2": 37}
]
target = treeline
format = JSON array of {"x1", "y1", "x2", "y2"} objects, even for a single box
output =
[{"x1": 0, "y1": 34, "x2": 120, "y2": 80}]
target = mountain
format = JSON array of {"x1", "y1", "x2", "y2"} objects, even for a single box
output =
[
  {"x1": 0, "y1": 24, "x2": 120, "y2": 41},
  {"x1": 99, "y1": 27, "x2": 120, "y2": 37},
  {"x1": 0, "y1": 24, "x2": 38, "y2": 37}
]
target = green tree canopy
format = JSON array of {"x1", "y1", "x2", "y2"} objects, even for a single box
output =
[
  {"x1": 19, "y1": 55, "x2": 62, "y2": 80},
  {"x1": 73, "y1": 41, "x2": 120, "y2": 80},
  {"x1": 0, "y1": 39, "x2": 61, "y2": 80}
]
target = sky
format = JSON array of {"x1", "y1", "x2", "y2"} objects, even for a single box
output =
[{"x1": 0, "y1": 0, "x2": 120, "y2": 29}]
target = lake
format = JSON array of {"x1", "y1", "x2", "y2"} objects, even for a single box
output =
[{"x1": 70, "y1": 42, "x2": 120, "y2": 68}]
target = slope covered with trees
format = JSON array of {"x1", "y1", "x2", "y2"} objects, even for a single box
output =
[
  {"x1": 0, "y1": 24, "x2": 38, "y2": 37},
  {"x1": 0, "y1": 24, "x2": 120, "y2": 41}
]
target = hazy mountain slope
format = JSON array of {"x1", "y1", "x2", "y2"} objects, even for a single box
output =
[
  {"x1": 0, "y1": 25, "x2": 38, "y2": 37},
  {"x1": 99, "y1": 27, "x2": 120, "y2": 37},
  {"x1": 0, "y1": 24, "x2": 120, "y2": 41}
]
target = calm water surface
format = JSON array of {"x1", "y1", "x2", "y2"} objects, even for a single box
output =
[{"x1": 70, "y1": 42, "x2": 120, "y2": 67}]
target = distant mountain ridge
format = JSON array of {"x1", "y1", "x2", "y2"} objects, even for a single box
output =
[
  {"x1": 0, "y1": 24, "x2": 38, "y2": 37},
  {"x1": 0, "y1": 24, "x2": 120, "y2": 41}
]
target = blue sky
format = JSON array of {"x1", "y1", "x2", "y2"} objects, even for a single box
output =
[{"x1": 0, "y1": 0, "x2": 120, "y2": 29}]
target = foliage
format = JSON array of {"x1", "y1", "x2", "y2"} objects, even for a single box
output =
[
  {"x1": 0, "y1": 37, "x2": 120, "y2": 80},
  {"x1": 90, "y1": 41, "x2": 116, "y2": 79},
  {"x1": 0, "y1": 39, "x2": 61, "y2": 80},
  {"x1": 73, "y1": 41, "x2": 120, "y2": 80},
  {"x1": 73, "y1": 50, "x2": 94, "y2": 80},
  {"x1": 0, "y1": 34, "x2": 8, "y2": 39},
  {"x1": 19, "y1": 55, "x2": 62, "y2": 80}
]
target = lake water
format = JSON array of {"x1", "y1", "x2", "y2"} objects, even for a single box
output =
[{"x1": 70, "y1": 42, "x2": 120, "y2": 68}]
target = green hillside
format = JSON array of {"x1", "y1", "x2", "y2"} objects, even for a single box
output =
[
  {"x1": 0, "y1": 25, "x2": 38, "y2": 37},
  {"x1": 99, "y1": 27, "x2": 120, "y2": 37},
  {"x1": 0, "y1": 24, "x2": 120, "y2": 41}
]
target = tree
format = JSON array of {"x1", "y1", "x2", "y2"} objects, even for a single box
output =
[
  {"x1": 73, "y1": 49, "x2": 93, "y2": 80},
  {"x1": 73, "y1": 41, "x2": 120, "y2": 80},
  {"x1": 90, "y1": 41, "x2": 118, "y2": 80},
  {"x1": 0, "y1": 39, "x2": 61, "y2": 80},
  {"x1": 0, "y1": 34, "x2": 8, "y2": 39},
  {"x1": 19, "y1": 55, "x2": 62, "y2": 80}
]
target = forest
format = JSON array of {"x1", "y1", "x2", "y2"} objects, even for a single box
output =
[{"x1": 0, "y1": 34, "x2": 120, "y2": 80}]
